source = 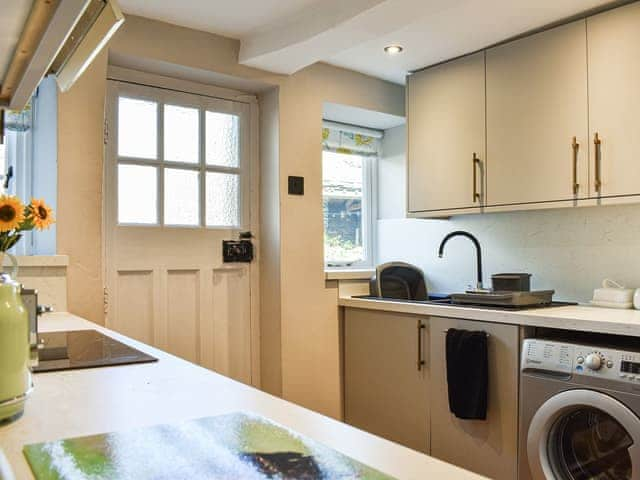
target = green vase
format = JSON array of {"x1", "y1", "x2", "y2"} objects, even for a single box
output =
[{"x1": 0, "y1": 253, "x2": 31, "y2": 423}]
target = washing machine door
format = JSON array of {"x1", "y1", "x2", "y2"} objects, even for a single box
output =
[{"x1": 527, "y1": 389, "x2": 640, "y2": 480}]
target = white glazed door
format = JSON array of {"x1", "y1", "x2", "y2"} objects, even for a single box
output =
[{"x1": 104, "y1": 80, "x2": 257, "y2": 386}]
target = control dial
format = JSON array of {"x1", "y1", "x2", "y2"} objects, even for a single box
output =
[{"x1": 585, "y1": 353, "x2": 603, "y2": 371}]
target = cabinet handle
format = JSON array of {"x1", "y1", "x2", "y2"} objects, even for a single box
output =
[
  {"x1": 417, "y1": 320, "x2": 426, "y2": 371},
  {"x1": 472, "y1": 153, "x2": 481, "y2": 203},
  {"x1": 571, "y1": 136, "x2": 580, "y2": 195},
  {"x1": 594, "y1": 132, "x2": 602, "y2": 194}
]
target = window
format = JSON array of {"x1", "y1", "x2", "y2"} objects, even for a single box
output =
[
  {"x1": 0, "y1": 76, "x2": 58, "y2": 255},
  {"x1": 114, "y1": 89, "x2": 244, "y2": 228},
  {"x1": 322, "y1": 122, "x2": 380, "y2": 267}
]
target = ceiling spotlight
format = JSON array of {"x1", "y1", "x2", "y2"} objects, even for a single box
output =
[{"x1": 384, "y1": 45, "x2": 404, "y2": 55}]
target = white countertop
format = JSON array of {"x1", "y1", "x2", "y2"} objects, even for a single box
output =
[
  {"x1": 0, "y1": 313, "x2": 486, "y2": 480},
  {"x1": 339, "y1": 297, "x2": 640, "y2": 337}
]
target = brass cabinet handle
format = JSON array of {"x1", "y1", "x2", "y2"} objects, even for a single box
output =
[
  {"x1": 594, "y1": 132, "x2": 602, "y2": 194},
  {"x1": 572, "y1": 136, "x2": 580, "y2": 195},
  {"x1": 472, "y1": 153, "x2": 481, "y2": 203},
  {"x1": 417, "y1": 320, "x2": 426, "y2": 371}
]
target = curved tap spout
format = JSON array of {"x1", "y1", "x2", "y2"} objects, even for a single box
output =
[{"x1": 438, "y1": 230, "x2": 483, "y2": 290}]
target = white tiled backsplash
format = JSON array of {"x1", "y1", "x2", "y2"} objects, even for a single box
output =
[{"x1": 377, "y1": 204, "x2": 640, "y2": 303}]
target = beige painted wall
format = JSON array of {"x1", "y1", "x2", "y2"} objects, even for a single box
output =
[
  {"x1": 57, "y1": 49, "x2": 108, "y2": 324},
  {"x1": 258, "y1": 87, "x2": 282, "y2": 397},
  {"x1": 56, "y1": 15, "x2": 404, "y2": 418},
  {"x1": 276, "y1": 65, "x2": 404, "y2": 417}
]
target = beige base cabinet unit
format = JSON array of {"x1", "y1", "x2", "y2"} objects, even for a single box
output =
[
  {"x1": 486, "y1": 20, "x2": 589, "y2": 206},
  {"x1": 344, "y1": 308, "x2": 430, "y2": 453},
  {"x1": 407, "y1": 52, "x2": 486, "y2": 215},
  {"x1": 429, "y1": 317, "x2": 519, "y2": 480},
  {"x1": 587, "y1": 2, "x2": 640, "y2": 199}
]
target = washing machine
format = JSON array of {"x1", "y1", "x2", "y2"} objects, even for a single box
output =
[{"x1": 519, "y1": 338, "x2": 640, "y2": 480}]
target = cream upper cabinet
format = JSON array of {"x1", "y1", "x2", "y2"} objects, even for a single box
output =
[
  {"x1": 588, "y1": 2, "x2": 640, "y2": 198},
  {"x1": 486, "y1": 21, "x2": 589, "y2": 206},
  {"x1": 407, "y1": 52, "x2": 486, "y2": 214}
]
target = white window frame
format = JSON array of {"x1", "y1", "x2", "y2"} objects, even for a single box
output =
[
  {"x1": 109, "y1": 81, "x2": 250, "y2": 230},
  {"x1": 322, "y1": 123, "x2": 379, "y2": 269}
]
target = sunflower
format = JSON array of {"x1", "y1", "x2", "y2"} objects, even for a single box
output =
[
  {"x1": 29, "y1": 198, "x2": 55, "y2": 230},
  {"x1": 0, "y1": 195, "x2": 25, "y2": 232}
]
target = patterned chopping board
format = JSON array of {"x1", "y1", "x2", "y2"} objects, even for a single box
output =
[{"x1": 23, "y1": 412, "x2": 396, "y2": 479}]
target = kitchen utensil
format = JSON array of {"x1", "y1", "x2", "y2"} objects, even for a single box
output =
[
  {"x1": 491, "y1": 273, "x2": 532, "y2": 292},
  {"x1": 0, "y1": 254, "x2": 32, "y2": 422},
  {"x1": 451, "y1": 290, "x2": 554, "y2": 307}
]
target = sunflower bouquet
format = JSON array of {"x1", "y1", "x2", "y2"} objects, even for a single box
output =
[{"x1": 0, "y1": 195, "x2": 55, "y2": 254}]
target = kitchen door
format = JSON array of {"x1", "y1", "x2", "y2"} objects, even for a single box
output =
[{"x1": 104, "y1": 80, "x2": 258, "y2": 386}]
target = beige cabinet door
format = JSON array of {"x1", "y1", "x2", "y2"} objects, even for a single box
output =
[
  {"x1": 429, "y1": 317, "x2": 519, "y2": 480},
  {"x1": 588, "y1": 2, "x2": 640, "y2": 198},
  {"x1": 344, "y1": 308, "x2": 430, "y2": 453},
  {"x1": 486, "y1": 21, "x2": 589, "y2": 205},
  {"x1": 407, "y1": 52, "x2": 486, "y2": 213}
]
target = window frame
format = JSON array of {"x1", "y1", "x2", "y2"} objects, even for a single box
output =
[
  {"x1": 322, "y1": 130, "x2": 378, "y2": 270},
  {"x1": 110, "y1": 82, "x2": 249, "y2": 230}
]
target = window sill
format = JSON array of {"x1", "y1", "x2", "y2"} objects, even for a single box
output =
[
  {"x1": 13, "y1": 255, "x2": 69, "y2": 268},
  {"x1": 325, "y1": 268, "x2": 375, "y2": 281}
]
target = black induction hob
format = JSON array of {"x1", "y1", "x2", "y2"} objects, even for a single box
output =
[
  {"x1": 32, "y1": 329, "x2": 158, "y2": 373},
  {"x1": 353, "y1": 295, "x2": 578, "y2": 310}
]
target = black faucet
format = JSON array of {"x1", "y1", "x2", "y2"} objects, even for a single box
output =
[{"x1": 438, "y1": 231, "x2": 484, "y2": 290}]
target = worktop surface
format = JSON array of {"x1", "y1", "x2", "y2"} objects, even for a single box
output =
[
  {"x1": 339, "y1": 297, "x2": 640, "y2": 337},
  {"x1": 0, "y1": 313, "x2": 486, "y2": 480}
]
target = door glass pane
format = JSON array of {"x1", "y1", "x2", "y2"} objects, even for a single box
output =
[
  {"x1": 164, "y1": 168, "x2": 200, "y2": 226},
  {"x1": 164, "y1": 105, "x2": 199, "y2": 164},
  {"x1": 118, "y1": 97, "x2": 157, "y2": 159},
  {"x1": 205, "y1": 111, "x2": 239, "y2": 167},
  {"x1": 118, "y1": 164, "x2": 157, "y2": 224},
  {"x1": 548, "y1": 407, "x2": 633, "y2": 480},
  {"x1": 322, "y1": 151, "x2": 365, "y2": 265},
  {"x1": 206, "y1": 172, "x2": 239, "y2": 227}
]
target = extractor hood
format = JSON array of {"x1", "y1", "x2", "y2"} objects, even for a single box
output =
[{"x1": 0, "y1": 0, "x2": 124, "y2": 111}]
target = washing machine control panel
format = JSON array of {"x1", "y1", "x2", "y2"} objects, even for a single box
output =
[{"x1": 522, "y1": 339, "x2": 640, "y2": 384}]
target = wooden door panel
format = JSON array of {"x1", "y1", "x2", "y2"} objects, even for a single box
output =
[
  {"x1": 429, "y1": 317, "x2": 519, "y2": 480},
  {"x1": 486, "y1": 20, "x2": 589, "y2": 205},
  {"x1": 166, "y1": 269, "x2": 200, "y2": 364},
  {"x1": 588, "y1": 2, "x2": 640, "y2": 197},
  {"x1": 408, "y1": 52, "x2": 486, "y2": 212},
  {"x1": 114, "y1": 270, "x2": 155, "y2": 344},
  {"x1": 210, "y1": 266, "x2": 251, "y2": 384},
  {"x1": 344, "y1": 308, "x2": 430, "y2": 453}
]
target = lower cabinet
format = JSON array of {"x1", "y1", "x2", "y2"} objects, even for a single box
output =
[
  {"x1": 429, "y1": 317, "x2": 519, "y2": 480},
  {"x1": 344, "y1": 308, "x2": 430, "y2": 453}
]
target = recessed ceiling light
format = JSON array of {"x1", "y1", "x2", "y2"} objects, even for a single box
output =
[{"x1": 384, "y1": 45, "x2": 404, "y2": 55}]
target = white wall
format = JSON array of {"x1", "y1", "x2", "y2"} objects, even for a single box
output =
[{"x1": 378, "y1": 124, "x2": 640, "y2": 302}]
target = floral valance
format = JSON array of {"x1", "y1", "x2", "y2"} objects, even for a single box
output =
[{"x1": 322, "y1": 125, "x2": 381, "y2": 157}]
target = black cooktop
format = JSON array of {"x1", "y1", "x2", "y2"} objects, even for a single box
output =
[
  {"x1": 33, "y1": 329, "x2": 158, "y2": 373},
  {"x1": 353, "y1": 295, "x2": 578, "y2": 311}
]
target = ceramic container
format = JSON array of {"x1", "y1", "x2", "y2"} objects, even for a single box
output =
[{"x1": 0, "y1": 254, "x2": 31, "y2": 422}]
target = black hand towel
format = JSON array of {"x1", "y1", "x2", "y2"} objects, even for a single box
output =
[{"x1": 445, "y1": 328, "x2": 489, "y2": 420}]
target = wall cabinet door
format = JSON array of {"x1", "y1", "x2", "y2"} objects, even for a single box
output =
[
  {"x1": 344, "y1": 308, "x2": 430, "y2": 453},
  {"x1": 429, "y1": 317, "x2": 519, "y2": 480},
  {"x1": 407, "y1": 52, "x2": 486, "y2": 214},
  {"x1": 588, "y1": 2, "x2": 640, "y2": 198},
  {"x1": 486, "y1": 21, "x2": 589, "y2": 205}
]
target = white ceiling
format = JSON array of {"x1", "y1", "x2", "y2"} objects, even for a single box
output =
[
  {"x1": 0, "y1": 0, "x2": 32, "y2": 81},
  {"x1": 118, "y1": 0, "x2": 321, "y2": 37},
  {"x1": 119, "y1": 0, "x2": 616, "y2": 85}
]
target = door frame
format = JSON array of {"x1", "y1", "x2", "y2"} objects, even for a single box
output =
[{"x1": 102, "y1": 67, "x2": 261, "y2": 388}]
